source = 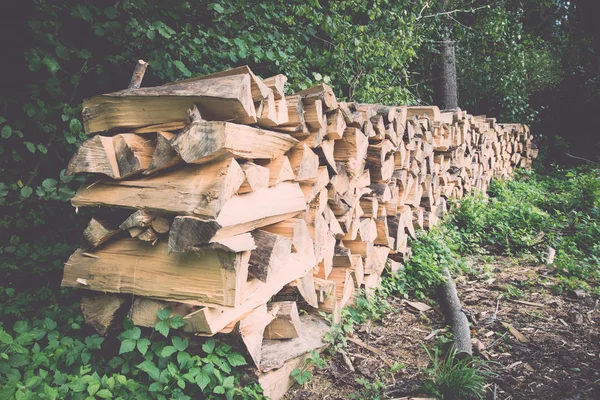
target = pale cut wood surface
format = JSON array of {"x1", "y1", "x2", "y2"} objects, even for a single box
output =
[
  {"x1": 62, "y1": 239, "x2": 249, "y2": 307},
  {"x1": 72, "y1": 157, "x2": 244, "y2": 218},
  {"x1": 170, "y1": 121, "x2": 298, "y2": 165},
  {"x1": 82, "y1": 74, "x2": 256, "y2": 134}
]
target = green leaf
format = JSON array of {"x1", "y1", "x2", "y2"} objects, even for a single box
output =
[
  {"x1": 157, "y1": 307, "x2": 172, "y2": 321},
  {"x1": 137, "y1": 360, "x2": 161, "y2": 381},
  {"x1": 226, "y1": 352, "x2": 247, "y2": 367},
  {"x1": 88, "y1": 381, "x2": 100, "y2": 396},
  {"x1": 36, "y1": 143, "x2": 48, "y2": 154},
  {"x1": 56, "y1": 45, "x2": 70, "y2": 60},
  {"x1": 137, "y1": 338, "x2": 150, "y2": 356},
  {"x1": 75, "y1": 5, "x2": 93, "y2": 21},
  {"x1": 0, "y1": 116, "x2": 5, "y2": 125},
  {"x1": 213, "y1": 385, "x2": 225, "y2": 394},
  {"x1": 25, "y1": 376, "x2": 42, "y2": 388},
  {"x1": 69, "y1": 119, "x2": 82, "y2": 133},
  {"x1": 161, "y1": 345, "x2": 177, "y2": 357},
  {"x1": 119, "y1": 339, "x2": 137, "y2": 354},
  {"x1": 42, "y1": 178, "x2": 57, "y2": 191},
  {"x1": 0, "y1": 330, "x2": 13, "y2": 344},
  {"x1": 148, "y1": 382, "x2": 162, "y2": 392},
  {"x1": 24, "y1": 141, "x2": 36, "y2": 153},
  {"x1": 196, "y1": 372, "x2": 211, "y2": 390},
  {"x1": 177, "y1": 378, "x2": 185, "y2": 389},
  {"x1": 158, "y1": 26, "x2": 172, "y2": 39},
  {"x1": 211, "y1": 3, "x2": 225, "y2": 13},
  {"x1": 1, "y1": 125, "x2": 12, "y2": 138},
  {"x1": 155, "y1": 321, "x2": 170, "y2": 338},
  {"x1": 202, "y1": 338, "x2": 215, "y2": 354},
  {"x1": 173, "y1": 60, "x2": 192, "y2": 77},
  {"x1": 122, "y1": 327, "x2": 141, "y2": 340},
  {"x1": 177, "y1": 351, "x2": 191, "y2": 366},
  {"x1": 20, "y1": 186, "x2": 33, "y2": 198},
  {"x1": 172, "y1": 336, "x2": 189, "y2": 351},
  {"x1": 43, "y1": 56, "x2": 60, "y2": 73},
  {"x1": 222, "y1": 376, "x2": 234, "y2": 389},
  {"x1": 96, "y1": 389, "x2": 113, "y2": 398},
  {"x1": 104, "y1": 7, "x2": 118, "y2": 19},
  {"x1": 44, "y1": 384, "x2": 58, "y2": 400},
  {"x1": 168, "y1": 316, "x2": 186, "y2": 329}
]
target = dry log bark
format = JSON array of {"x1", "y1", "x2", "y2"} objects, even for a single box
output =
[
  {"x1": 81, "y1": 294, "x2": 126, "y2": 335},
  {"x1": 439, "y1": 267, "x2": 472, "y2": 358}
]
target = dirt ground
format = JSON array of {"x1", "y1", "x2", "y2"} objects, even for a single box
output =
[{"x1": 285, "y1": 256, "x2": 600, "y2": 399}]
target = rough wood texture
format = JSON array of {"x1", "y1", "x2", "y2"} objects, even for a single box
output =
[
  {"x1": 66, "y1": 134, "x2": 155, "y2": 179},
  {"x1": 248, "y1": 230, "x2": 292, "y2": 283},
  {"x1": 81, "y1": 294, "x2": 126, "y2": 335},
  {"x1": 170, "y1": 121, "x2": 297, "y2": 165},
  {"x1": 168, "y1": 182, "x2": 306, "y2": 253},
  {"x1": 238, "y1": 162, "x2": 270, "y2": 194},
  {"x1": 62, "y1": 239, "x2": 250, "y2": 307},
  {"x1": 82, "y1": 218, "x2": 120, "y2": 250},
  {"x1": 72, "y1": 157, "x2": 245, "y2": 218},
  {"x1": 439, "y1": 267, "x2": 472, "y2": 358},
  {"x1": 264, "y1": 301, "x2": 302, "y2": 340},
  {"x1": 144, "y1": 131, "x2": 182, "y2": 174},
  {"x1": 255, "y1": 155, "x2": 295, "y2": 187},
  {"x1": 259, "y1": 314, "x2": 329, "y2": 372},
  {"x1": 82, "y1": 74, "x2": 257, "y2": 134},
  {"x1": 128, "y1": 59, "x2": 149, "y2": 89}
]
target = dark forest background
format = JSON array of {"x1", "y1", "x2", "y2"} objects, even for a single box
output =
[{"x1": 0, "y1": 1, "x2": 597, "y2": 397}]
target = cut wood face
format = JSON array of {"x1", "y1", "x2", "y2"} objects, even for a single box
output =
[
  {"x1": 72, "y1": 157, "x2": 245, "y2": 218},
  {"x1": 170, "y1": 121, "x2": 298, "y2": 165},
  {"x1": 82, "y1": 74, "x2": 257, "y2": 134},
  {"x1": 62, "y1": 239, "x2": 250, "y2": 307}
]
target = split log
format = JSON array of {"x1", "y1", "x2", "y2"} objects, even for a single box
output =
[
  {"x1": 82, "y1": 218, "x2": 120, "y2": 250},
  {"x1": 248, "y1": 230, "x2": 292, "y2": 283},
  {"x1": 264, "y1": 301, "x2": 302, "y2": 340},
  {"x1": 238, "y1": 162, "x2": 270, "y2": 194},
  {"x1": 82, "y1": 74, "x2": 257, "y2": 134},
  {"x1": 287, "y1": 143, "x2": 319, "y2": 182},
  {"x1": 81, "y1": 294, "x2": 126, "y2": 335},
  {"x1": 128, "y1": 59, "x2": 149, "y2": 89},
  {"x1": 167, "y1": 182, "x2": 306, "y2": 253},
  {"x1": 255, "y1": 155, "x2": 295, "y2": 187},
  {"x1": 170, "y1": 121, "x2": 297, "y2": 165},
  {"x1": 72, "y1": 157, "x2": 245, "y2": 218},
  {"x1": 144, "y1": 131, "x2": 182, "y2": 174},
  {"x1": 66, "y1": 134, "x2": 155, "y2": 179},
  {"x1": 62, "y1": 239, "x2": 250, "y2": 307},
  {"x1": 294, "y1": 84, "x2": 338, "y2": 111}
]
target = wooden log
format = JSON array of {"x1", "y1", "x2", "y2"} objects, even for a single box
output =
[
  {"x1": 232, "y1": 304, "x2": 277, "y2": 367},
  {"x1": 248, "y1": 230, "x2": 292, "y2": 283},
  {"x1": 82, "y1": 74, "x2": 257, "y2": 134},
  {"x1": 439, "y1": 267, "x2": 472, "y2": 358},
  {"x1": 287, "y1": 143, "x2": 319, "y2": 182},
  {"x1": 168, "y1": 182, "x2": 306, "y2": 252},
  {"x1": 182, "y1": 253, "x2": 313, "y2": 335},
  {"x1": 170, "y1": 121, "x2": 297, "y2": 165},
  {"x1": 255, "y1": 155, "x2": 295, "y2": 187},
  {"x1": 261, "y1": 218, "x2": 317, "y2": 267},
  {"x1": 81, "y1": 294, "x2": 126, "y2": 335},
  {"x1": 326, "y1": 109, "x2": 347, "y2": 140},
  {"x1": 294, "y1": 84, "x2": 338, "y2": 111},
  {"x1": 72, "y1": 157, "x2": 245, "y2": 218},
  {"x1": 263, "y1": 74, "x2": 287, "y2": 99},
  {"x1": 130, "y1": 298, "x2": 195, "y2": 328},
  {"x1": 303, "y1": 99, "x2": 325, "y2": 130},
  {"x1": 144, "y1": 131, "x2": 182, "y2": 174},
  {"x1": 128, "y1": 59, "x2": 148, "y2": 89},
  {"x1": 119, "y1": 210, "x2": 157, "y2": 230},
  {"x1": 238, "y1": 162, "x2": 270, "y2": 194},
  {"x1": 62, "y1": 239, "x2": 250, "y2": 307},
  {"x1": 82, "y1": 218, "x2": 120, "y2": 250},
  {"x1": 277, "y1": 95, "x2": 304, "y2": 128},
  {"x1": 264, "y1": 301, "x2": 302, "y2": 340},
  {"x1": 66, "y1": 134, "x2": 155, "y2": 179}
]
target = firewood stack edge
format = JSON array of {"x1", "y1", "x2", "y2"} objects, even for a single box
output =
[{"x1": 62, "y1": 65, "x2": 537, "y2": 399}]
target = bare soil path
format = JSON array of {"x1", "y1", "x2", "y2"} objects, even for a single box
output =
[{"x1": 285, "y1": 257, "x2": 600, "y2": 399}]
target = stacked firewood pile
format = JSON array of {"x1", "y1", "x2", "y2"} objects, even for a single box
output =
[{"x1": 61, "y1": 64, "x2": 537, "y2": 399}]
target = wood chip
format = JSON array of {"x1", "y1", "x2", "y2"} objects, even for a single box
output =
[
  {"x1": 501, "y1": 322, "x2": 529, "y2": 343},
  {"x1": 346, "y1": 336, "x2": 393, "y2": 367},
  {"x1": 404, "y1": 300, "x2": 432, "y2": 312},
  {"x1": 510, "y1": 299, "x2": 544, "y2": 308}
]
